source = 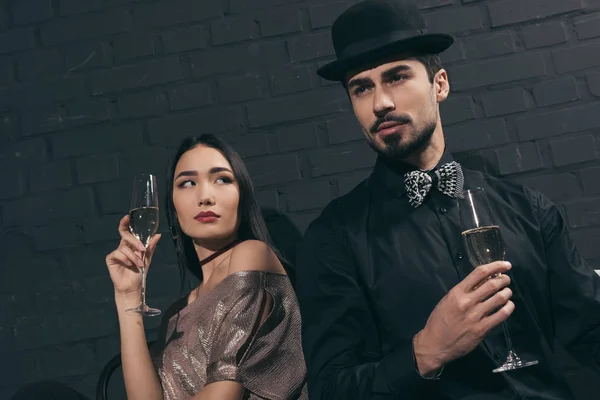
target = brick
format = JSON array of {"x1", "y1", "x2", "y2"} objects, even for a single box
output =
[
  {"x1": 13, "y1": 0, "x2": 53, "y2": 25},
  {"x1": 245, "y1": 154, "x2": 300, "y2": 187},
  {"x1": 269, "y1": 65, "x2": 312, "y2": 96},
  {"x1": 22, "y1": 107, "x2": 65, "y2": 136},
  {"x1": 516, "y1": 103, "x2": 600, "y2": 141},
  {"x1": 52, "y1": 123, "x2": 144, "y2": 158},
  {"x1": 550, "y1": 135, "x2": 596, "y2": 167},
  {"x1": 0, "y1": 138, "x2": 47, "y2": 169},
  {"x1": 309, "y1": 1, "x2": 351, "y2": 29},
  {"x1": 440, "y1": 40, "x2": 465, "y2": 64},
  {"x1": 118, "y1": 91, "x2": 166, "y2": 118},
  {"x1": 17, "y1": 49, "x2": 62, "y2": 79},
  {"x1": 3, "y1": 76, "x2": 86, "y2": 109},
  {"x1": 229, "y1": 0, "x2": 302, "y2": 12},
  {"x1": 495, "y1": 143, "x2": 543, "y2": 175},
  {"x1": 425, "y1": 6, "x2": 485, "y2": 32},
  {"x1": 168, "y1": 82, "x2": 213, "y2": 110},
  {"x1": 450, "y1": 53, "x2": 547, "y2": 91},
  {"x1": 2, "y1": 188, "x2": 95, "y2": 227},
  {"x1": 0, "y1": 112, "x2": 19, "y2": 142},
  {"x1": 533, "y1": 77, "x2": 580, "y2": 107},
  {"x1": 41, "y1": 10, "x2": 132, "y2": 46},
  {"x1": 482, "y1": 88, "x2": 529, "y2": 117},
  {"x1": 38, "y1": 343, "x2": 96, "y2": 379},
  {"x1": 566, "y1": 199, "x2": 600, "y2": 229},
  {"x1": 522, "y1": 21, "x2": 567, "y2": 49},
  {"x1": 212, "y1": 17, "x2": 258, "y2": 45},
  {"x1": 337, "y1": 169, "x2": 371, "y2": 196},
  {"x1": 283, "y1": 180, "x2": 332, "y2": 212},
  {"x1": 258, "y1": 8, "x2": 302, "y2": 37},
  {"x1": 59, "y1": 0, "x2": 103, "y2": 15},
  {"x1": 230, "y1": 134, "x2": 269, "y2": 159},
  {"x1": 287, "y1": 210, "x2": 321, "y2": 235},
  {"x1": 580, "y1": 166, "x2": 600, "y2": 195},
  {"x1": 588, "y1": 72, "x2": 600, "y2": 97},
  {"x1": 520, "y1": 173, "x2": 581, "y2": 201},
  {"x1": 0, "y1": 28, "x2": 36, "y2": 54},
  {"x1": 82, "y1": 214, "x2": 122, "y2": 244},
  {"x1": 552, "y1": 42, "x2": 600, "y2": 73},
  {"x1": 190, "y1": 41, "x2": 288, "y2": 78},
  {"x1": 247, "y1": 87, "x2": 346, "y2": 128},
  {"x1": 65, "y1": 41, "x2": 112, "y2": 72},
  {"x1": 0, "y1": 350, "x2": 39, "y2": 386},
  {"x1": 30, "y1": 160, "x2": 73, "y2": 192},
  {"x1": 113, "y1": 33, "x2": 156, "y2": 62},
  {"x1": 0, "y1": 292, "x2": 36, "y2": 321},
  {"x1": 488, "y1": 0, "x2": 585, "y2": 27},
  {"x1": 0, "y1": 170, "x2": 25, "y2": 199},
  {"x1": 420, "y1": 0, "x2": 454, "y2": 9},
  {"x1": 91, "y1": 57, "x2": 183, "y2": 95},
  {"x1": 289, "y1": 32, "x2": 335, "y2": 62},
  {"x1": 76, "y1": 153, "x2": 119, "y2": 184},
  {"x1": 463, "y1": 31, "x2": 515, "y2": 59},
  {"x1": 161, "y1": 25, "x2": 209, "y2": 54},
  {"x1": 440, "y1": 96, "x2": 476, "y2": 125},
  {"x1": 1, "y1": 254, "x2": 62, "y2": 287},
  {"x1": 309, "y1": 143, "x2": 376, "y2": 177},
  {"x1": 149, "y1": 107, "x2": 245, "y2": 146},
  {"x1": 274, "y1": 122, "x2": 318, "y2": 153},
  {"x1": 97, "y1": 179, "x2": 131, "y2": 214},
  {"x1": 65, "y1": 99, "x2": 110, "y2": 128},
  {"x1": 0, "y1": 57, "x2": 14, "y2": 85},
  {"x1": 326, "y1": 115, "x2": 364, "y2": 144},
  {"x1": 446, "y1": 119, "x2": 510, "y2": 152},
  {"x1": 574, "y1": 12, "x2": 600, "y2": 40},
  {"x1": 256, "y1": 188, "x2": 278, "y2": 211},
  {"x1": 33, "y1": 280, "x2": 75, "y2": 314},
  {"x1": 134, "y1": 0, "x2": 223, "y2": 27},
  {"x1": 118, "y1": 146, "x2": 174, "y2": 178},
  {"x1": 218, "y1": 74, "x2": 262, "y2": 103}
]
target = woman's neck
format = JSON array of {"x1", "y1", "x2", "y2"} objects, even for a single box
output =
[{"x1": 194, "y1": 236, "x2": 239, "y2": 283}]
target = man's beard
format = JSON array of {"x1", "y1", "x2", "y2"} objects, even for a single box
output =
[{"x1": 367, "y1": 114, "x2": 437, "y2": 162}]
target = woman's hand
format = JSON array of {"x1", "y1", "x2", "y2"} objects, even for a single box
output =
[{"x1": 105, "y1": 214, "x2": 161, "y2": 297}]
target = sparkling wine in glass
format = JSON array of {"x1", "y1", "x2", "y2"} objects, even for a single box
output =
[
  {"x1": 458, "y1": 187, "x2": 537, "y2": 373},
  {"x1": 126, "y1": 173, "x2": 161, "y2": 317}
]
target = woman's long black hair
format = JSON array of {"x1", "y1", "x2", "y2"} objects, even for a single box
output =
[{"x1": 165, "y1": 134, "x2": 282, "y2": 288}]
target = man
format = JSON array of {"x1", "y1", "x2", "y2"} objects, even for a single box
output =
[{"x1": 294, "y1": 0, "x2": 600, "y2": 399}]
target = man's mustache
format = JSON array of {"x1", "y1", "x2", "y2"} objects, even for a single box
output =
[{"x1": 370, "y1": 114, "x2": 412, "y2": 134}]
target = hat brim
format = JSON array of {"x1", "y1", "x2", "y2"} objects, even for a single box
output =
[{"x1": 317, "y1": 33, "x2": 454, "y2": 82}]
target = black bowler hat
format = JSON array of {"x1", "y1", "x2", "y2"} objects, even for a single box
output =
[{"x1": 317, "y1": 0, "x2": 454, "y2": 82}]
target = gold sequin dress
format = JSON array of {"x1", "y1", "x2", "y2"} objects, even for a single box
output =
[{"x1": 152, "y1": 270, "x2": 309, "y2": 400}]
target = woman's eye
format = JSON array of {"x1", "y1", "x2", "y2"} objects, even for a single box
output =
[
  {"x1": 178, "y1": 180, "x2": 194, "y2": 188},
  {"x1": 215, "y1": 176, "x2": 233, "y2": 184}
]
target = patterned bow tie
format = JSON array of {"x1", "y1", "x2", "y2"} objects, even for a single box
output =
[{"x1": 404, "y1": 161, "x2": 464, "y2": 208}]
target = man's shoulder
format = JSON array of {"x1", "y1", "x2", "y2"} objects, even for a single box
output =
[
  {"x1": 305, "y1": 175, "x2": 372, "y2": 233},
  {"x1": 464, "y1": 168, "x2": 545, "y2": 205}
]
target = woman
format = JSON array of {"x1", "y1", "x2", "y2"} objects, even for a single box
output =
[{"x1": 110, "y1": 134, "x2": 307, "y2": 400}]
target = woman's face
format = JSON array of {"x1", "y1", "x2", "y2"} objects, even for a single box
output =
[{"x1": 172, "y1": 145, "x2": 240, "y2": 244}]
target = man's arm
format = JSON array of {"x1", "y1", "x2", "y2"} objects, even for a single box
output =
[
  {"x1": 534, "y1": 189, "x2": 600, "y2": 373},
  {"x1": 295, "y1": 213, "x2": 439, "y2": 400}
]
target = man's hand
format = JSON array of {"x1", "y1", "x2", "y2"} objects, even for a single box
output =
[{"x1": 414, "y1": 261, "x2": 514, "y2": 375}]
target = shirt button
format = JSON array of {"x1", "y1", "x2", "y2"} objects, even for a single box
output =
[
  {"x1": 456, "y1": 252, "x2": 464, "y2": 261},
  {"x1": 439, "y1": 207, "x2": 447, "y2": 214}
]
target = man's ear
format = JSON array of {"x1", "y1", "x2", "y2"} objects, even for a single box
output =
[{"x1": 435, "y1": 69, "x2": 450, "y2": 102}]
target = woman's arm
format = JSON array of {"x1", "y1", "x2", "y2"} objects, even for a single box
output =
[
  {"x1": 191, "y1": 381, "x2": 244, "y2": 400},
  {"x1": 116, "y1": 294, "x2": 164, "y2": 400}
]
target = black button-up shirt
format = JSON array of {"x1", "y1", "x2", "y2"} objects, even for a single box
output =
[{"x1": 295, "y1": 152, "x2": 600, "y2": 400}]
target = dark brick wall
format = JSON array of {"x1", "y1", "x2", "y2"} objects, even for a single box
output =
[{"x1": 0, "y1": 0, "x2": 600, "y2": 398}]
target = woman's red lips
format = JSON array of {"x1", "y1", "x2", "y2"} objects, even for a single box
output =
[{"x1": 194, "y1": 211, "x2": 220, "y2": 222}]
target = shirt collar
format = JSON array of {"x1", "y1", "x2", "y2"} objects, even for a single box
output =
[{"x1": 371, "y1": 149, "x2": 455, "y2": 198}]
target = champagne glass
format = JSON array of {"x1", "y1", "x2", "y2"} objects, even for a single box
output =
[
  {"x1": 458, "y1": 187, "x2": 537, "y2": 373},
  {"x1": 125, "y1": 173, "x2": 161, "y2": 317}
]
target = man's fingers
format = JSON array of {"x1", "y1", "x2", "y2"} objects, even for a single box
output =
[
  {"x1": 462, "y1": 261, "x2": 512, "y2": 292},
  {"x1": 480, "y1": 300, "x2": 514, "y2": 333}
]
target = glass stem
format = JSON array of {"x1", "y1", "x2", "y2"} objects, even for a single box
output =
[
  {"x1": 501, "y1": 321, "x2": 513, "y2": 352},
  {"x1": 140, "y1": 250, "x2": 147, "y2": 309}
]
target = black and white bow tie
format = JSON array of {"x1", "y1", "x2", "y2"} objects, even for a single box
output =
[{"x1": 404, "y1": 161, "x2": 464, "y2": 208}]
